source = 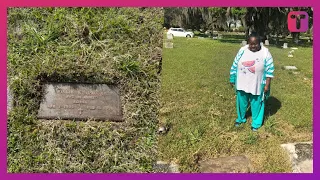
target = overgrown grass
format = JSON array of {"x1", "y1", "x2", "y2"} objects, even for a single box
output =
[
  {"x1": 159, "y1": 36, "x2": 312, "y2": 172},
  {"x1": 7, "y1": 8, "x2": 163, "y2": 172}
]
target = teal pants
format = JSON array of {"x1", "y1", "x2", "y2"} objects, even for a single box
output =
[{"x1": 236, "y1": 90, "x2": 265, "y2": 129}]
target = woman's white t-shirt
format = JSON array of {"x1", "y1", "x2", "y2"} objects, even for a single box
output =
[{"x1": 236, "y1": 48, "x2": 265, "y2": 95}]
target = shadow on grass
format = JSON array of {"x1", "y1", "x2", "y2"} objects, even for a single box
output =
[
  {"x1": 268, "y1": 38, "x2": 313, "y2": 49},
  {"x1": 265, "y1": 96, "x2": 282, "y2": 117},
  {"x1": 195, "y1": 34, "x2": 210, "y2": 38},
  {"x1": 245, "y1": 96, "x2": 282, "y2": 125},
  {"x1": 263, "y1": 96, "x2": 282, "y2": 125},
  {"x1": 217, "y1": 39, "x2": 243, "y2": 44},
  {"x1": 222, "y1": 34, "x2": 246, "y2": 40},
  {"x1": 195, "y1": 32, "x2": 313, "y2": 48},
  {"x1": 215, "y1": 34, "x2": 246, "y2": 45}
]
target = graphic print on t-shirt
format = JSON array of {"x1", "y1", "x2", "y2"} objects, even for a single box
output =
[
  {"x1": 237, "y1": 49, "x2": 265, "y2": 95},
  {"x1": 241, "y1": 60, "x2": 256, "y2": 74}
]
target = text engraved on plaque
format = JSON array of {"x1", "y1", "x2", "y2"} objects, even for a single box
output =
[{"x1": 37, "y1": 83, "x2": 122, "y2": 121}]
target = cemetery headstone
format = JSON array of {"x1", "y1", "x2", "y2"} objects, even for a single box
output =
[
  {"x1": 283, "y1": 66, "x2": 298, "y2": 70},
  {"x1": 165, "y1": 33, "x2": 174, "y2": 48},
  {"x1": 264, "y1": 40, "x2": 269, "y2": 46},
  {"x1": 37, "y1": 83, "x2": 122, "y2": 121},
  {"x1": 283, "y1": 43, "x2": 288, "y2": 49},
  {"x1": 281, "y1": 142, "x2": 313, "y2": 173},
  {"x1": 199, "y1": 155, "x2": 253, "y2": 173},
  {"x1": 288, "y1": 50, "x2": 294, "y2": 58},
  {"x1": 153, "y1": 161, "x2": 180, "y2": 173},
  {"x1": 164, "y1": 42, "x2": 173, "y2": 48},
  {"x1": 212, "y1": 32, "x2": 219, "y2": 40},
  {"x1": 241, "y1": 41, "x2": 247, "y2": 46}
]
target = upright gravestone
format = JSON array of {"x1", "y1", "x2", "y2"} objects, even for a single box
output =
[
  {"x1": 165, "y1": 33, "x2": 173, "y2": 48},
  {"x1": 265, "y1": 40, "x2": 269, "y2": 46},
  {"x1": 37, "y1": 83, "x2": 122, "y2": 121},
  {"x1": 241, "y1": 41, "x2": 247, "y2": 46},
  {"x1": 283, "y1": 43, "x2": 288, "y2": 49},
  {"x1": 212, "y1": 33, "x2": 219, "y2": 40},
  {"x1": 288, "y1": 50, "x2": 294, "y2": 58}
]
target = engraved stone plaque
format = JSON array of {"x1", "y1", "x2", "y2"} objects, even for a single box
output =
[
  {"x1": 164, "y1": 42, "x2": 173, "y2": 48},
  {"x1": 37, "y1": 83, "x2": 122, "y2": 121}
]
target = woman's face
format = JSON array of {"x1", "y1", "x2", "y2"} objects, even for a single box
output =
[{"x1": 248, "y1": 37, "x2": 261, "y2": 52}]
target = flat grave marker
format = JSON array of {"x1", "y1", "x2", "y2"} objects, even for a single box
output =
[
  {"x1": 283, "y1": 66, "x2": 298, "y2": 70},
  {"x1": 164, "y1": 42, "x2": 173, "y2": 48},
  {"x1": 37, "y1": 83, "x2": 122, "y2": 121}
]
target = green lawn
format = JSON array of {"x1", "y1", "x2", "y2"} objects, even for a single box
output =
[
  {"x1": 7, "y1": 8, "x2": 163, "y2": 173},
  {"x1": 159, "y1": 36, "x2": 312, "y2": 172}
]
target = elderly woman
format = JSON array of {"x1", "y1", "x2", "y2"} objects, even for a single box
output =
[{"x1": 229, "y1": 33, "x2": 275, "y2": 131}]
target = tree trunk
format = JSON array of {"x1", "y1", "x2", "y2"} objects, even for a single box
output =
[
  {"x1": 276, "y1": 33, "x2": 279, "y2": 45},
  {"x1": 291, "y1": 32, "x2": 300, "y2": 44}
]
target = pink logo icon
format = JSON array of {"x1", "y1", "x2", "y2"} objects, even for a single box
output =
[{"x1": 288, "y1": 11, "x2": 309, "y2": 32}]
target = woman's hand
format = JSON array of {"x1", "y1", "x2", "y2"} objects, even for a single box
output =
[
  {"x1": 265, "y1": 77, "x2": 271, "y2": 92},
  {"x1": 264, "y1": 85, "x2": 269, "y2": 92}
]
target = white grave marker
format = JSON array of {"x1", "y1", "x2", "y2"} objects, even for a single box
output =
[
  {"x1": 164, "y1": 42, "x2": 173, "y2": 48},
  {"x1": 167, "y1": 33, "x2": 173, "y2": 40},
  {"x1": 288, "y1": 50, "x2": 294, "y2": 57},
  {"x1": 284, "y1": 66, "x2": 298, "y2": 70},
  {"x1": 241, "y1": 41, "x2": 247, "y2": 46},
  {"x1": 264, "y1": 40, "x2": 269, "y2": 46},
  {"x1": 283, "y1": 43, "x2": 288, "y2": 49}
]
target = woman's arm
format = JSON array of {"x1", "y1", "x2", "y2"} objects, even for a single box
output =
[
  {"x1": 230, "y1": 48, "x2": 245, "y2": 85},
  {"x1": 264, "y1": 77, "x2": 271, "y2": 92},
  {"x1": 264, "y1": 50, "x2": 275, "y2": 92}
]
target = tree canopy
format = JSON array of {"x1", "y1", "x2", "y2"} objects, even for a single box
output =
[{"x1": 164, "y1": 7, "x2": 313, "y2": 43}]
